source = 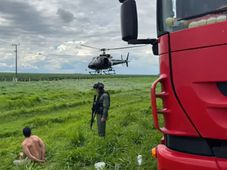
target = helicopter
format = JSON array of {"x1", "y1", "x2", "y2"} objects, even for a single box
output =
[{"x1": 81, "y1": 44, "x2": 144, "y2": 74}]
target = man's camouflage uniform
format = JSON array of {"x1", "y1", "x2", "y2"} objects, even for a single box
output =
[
  {"x1": 93, "y1": 82, "x2": 110, "y2": 137},
  {"x1": 96, "y1": 92, "x2": 110, "y2": 137}
]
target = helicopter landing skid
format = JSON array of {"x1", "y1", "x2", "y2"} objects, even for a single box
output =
[
  {"x1": 103, "y1": 69, "x2": 116, "y2": 75},
  {"x1": 89, "y1": 70, "x2": 102, "y2": 75},
  {"x1": 89, "y1": 69, "x2": 116, "y2": 75}
]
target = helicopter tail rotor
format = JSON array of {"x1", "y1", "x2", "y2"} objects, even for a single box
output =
[{"x1": 125, "y1": 52, "x2": 129, "y2": 67}]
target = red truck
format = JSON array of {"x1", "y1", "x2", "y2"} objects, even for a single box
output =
[{"x1": 119, "y1": 0, "x2": 227, "y2": 169}]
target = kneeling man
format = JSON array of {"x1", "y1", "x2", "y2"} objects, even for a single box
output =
[{"x1": 14, "y1": 127, "x2": 46, "y2": 166}]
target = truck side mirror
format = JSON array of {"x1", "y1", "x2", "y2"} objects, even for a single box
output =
[
  {"x1": 121, "y1": 0, "x2": 138, "y2": 42},
  {"x1": 120, "y1": 0, "x2": 159, "y2": 55}
]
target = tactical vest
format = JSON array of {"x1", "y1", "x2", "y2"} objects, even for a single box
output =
[{"x1": 95, "y1": 91, "x2": 110, "y2": 115}]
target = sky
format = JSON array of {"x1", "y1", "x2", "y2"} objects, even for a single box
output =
[{"x1": 0, "y1": 0, "x2": 159, "y2": 75}]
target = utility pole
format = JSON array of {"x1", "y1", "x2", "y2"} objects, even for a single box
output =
[{"x1": 12, "y1": 43, "x2": 19, "y2": 82}]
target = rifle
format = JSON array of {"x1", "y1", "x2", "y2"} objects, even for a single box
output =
[{"x1": 90, "y1": 95, "x2": 97, "y2": 129}]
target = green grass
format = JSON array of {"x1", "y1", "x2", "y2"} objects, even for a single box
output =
[
  {"x1": 0, "y1": 76, "x2": 162, "y2": 170},
  {"x1": 0, "y1": 72, "x2": 152, "y2": 81}
]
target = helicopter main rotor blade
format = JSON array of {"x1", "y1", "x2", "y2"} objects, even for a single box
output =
[
  {"x1": 81, "y1": 44, "x2": 147, "y2": 51},
  {"x1": 80, "y1": 44, "x2": 100, "y2": 50}
]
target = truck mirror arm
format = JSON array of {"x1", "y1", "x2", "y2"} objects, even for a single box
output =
[
  {"x1": 128, "y1": 39, "x2": 158, "y2": 45},
  {"x1": 128, "y1": 39, "x2": 159, "y2": 55}
]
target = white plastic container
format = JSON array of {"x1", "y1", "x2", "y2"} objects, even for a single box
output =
[
  {"x1": 94, "y1": 162, "x2": 106, "y2": 170},
  {"x1": 207, "y1": 17, "x2": 217, "y2": 25},
  {"x1": 217, "y1": 15, "x2": 227, "y2": 23},
  {"x1": 137, "y1": 155, "x2": 143, "y2": 166}
]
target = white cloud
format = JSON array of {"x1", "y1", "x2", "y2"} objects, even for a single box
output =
[
  {"x1": 0, "y1": 0, "x2": 158, "y2": 74},
  {"x1": 57, "y1": 8, "x2": 74, "y2": 23}
]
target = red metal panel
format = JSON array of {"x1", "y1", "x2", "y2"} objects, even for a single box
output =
[
  {"x1": 171, "y1": 22, "x2": 227, "y2": 52},
  {"x1": 154, "y1": 22, "x2": 227, "y2": 170},
  {"x1": 159, "y1": 34, "x2": 169, "y2": 55},
  {"x1": 155, "y1": 8, "x2": 227, "y2": 170},
  {"x1": 171, "y1": 44, "x2": 227, "y2": 140},
  {"x1": 217, "y1": 159, "x2": 227, "y2": 170},
  {"x1": 157, "y1": 144, "x2": 219, "y2": 170},
  {"x1": 151, "y1": 36, "x2": 198, "y2": 136}
]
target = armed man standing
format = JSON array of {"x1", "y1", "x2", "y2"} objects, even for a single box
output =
[{"x1": 91, "y1": 82, "x2": 110, "y2": 137}]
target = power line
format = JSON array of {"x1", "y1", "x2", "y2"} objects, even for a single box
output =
[{"x1": 12, "y1": 43, "x2": 20, "y2": 82}]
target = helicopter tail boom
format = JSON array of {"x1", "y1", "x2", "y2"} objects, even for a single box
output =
[{"x1": 112, "y1": 53, "x2": 129, "y2": 67}]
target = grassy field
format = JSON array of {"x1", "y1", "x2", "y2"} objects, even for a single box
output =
[
  {"x1": 0, "y1": 73, "x2": 152, "y2": 81},
  {"x1": 0, "y1": 76, "x2": 162, "y2": 170}
]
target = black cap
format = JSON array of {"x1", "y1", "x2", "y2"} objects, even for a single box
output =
[{"x1": 93, "y1": 82, "x2": 104, "y2": 90}]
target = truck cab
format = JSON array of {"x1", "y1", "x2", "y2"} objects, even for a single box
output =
[{"x1": 119, "y1": 0, "x2": 227, "y2": 169}]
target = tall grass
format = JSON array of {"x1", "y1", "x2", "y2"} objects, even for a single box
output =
[{"x1": 0, "y1": 77, "x2": 161, "y2": 170}]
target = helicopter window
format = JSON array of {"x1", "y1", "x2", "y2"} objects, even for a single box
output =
[
  {"x1": 92, "y1": 57, "x2": 96, "y2": 61},
  {"x1": 104, "y1": 58, "x2": 109, "y2": 65},
  {"x1": 91, "y1": 57, "x2": 100, "y2": 64}
]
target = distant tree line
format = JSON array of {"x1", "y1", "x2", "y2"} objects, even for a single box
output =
[{"x1": 0, "y1": 73, "x2": 154, "y2": 81}]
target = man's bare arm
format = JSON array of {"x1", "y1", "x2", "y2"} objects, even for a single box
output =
[
  {"x1": 22, "y1": 144, "x2": 44, "y2": 163},
  {"x1": 38, "y1": 138, "x2": 46, "y2": 160}
]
